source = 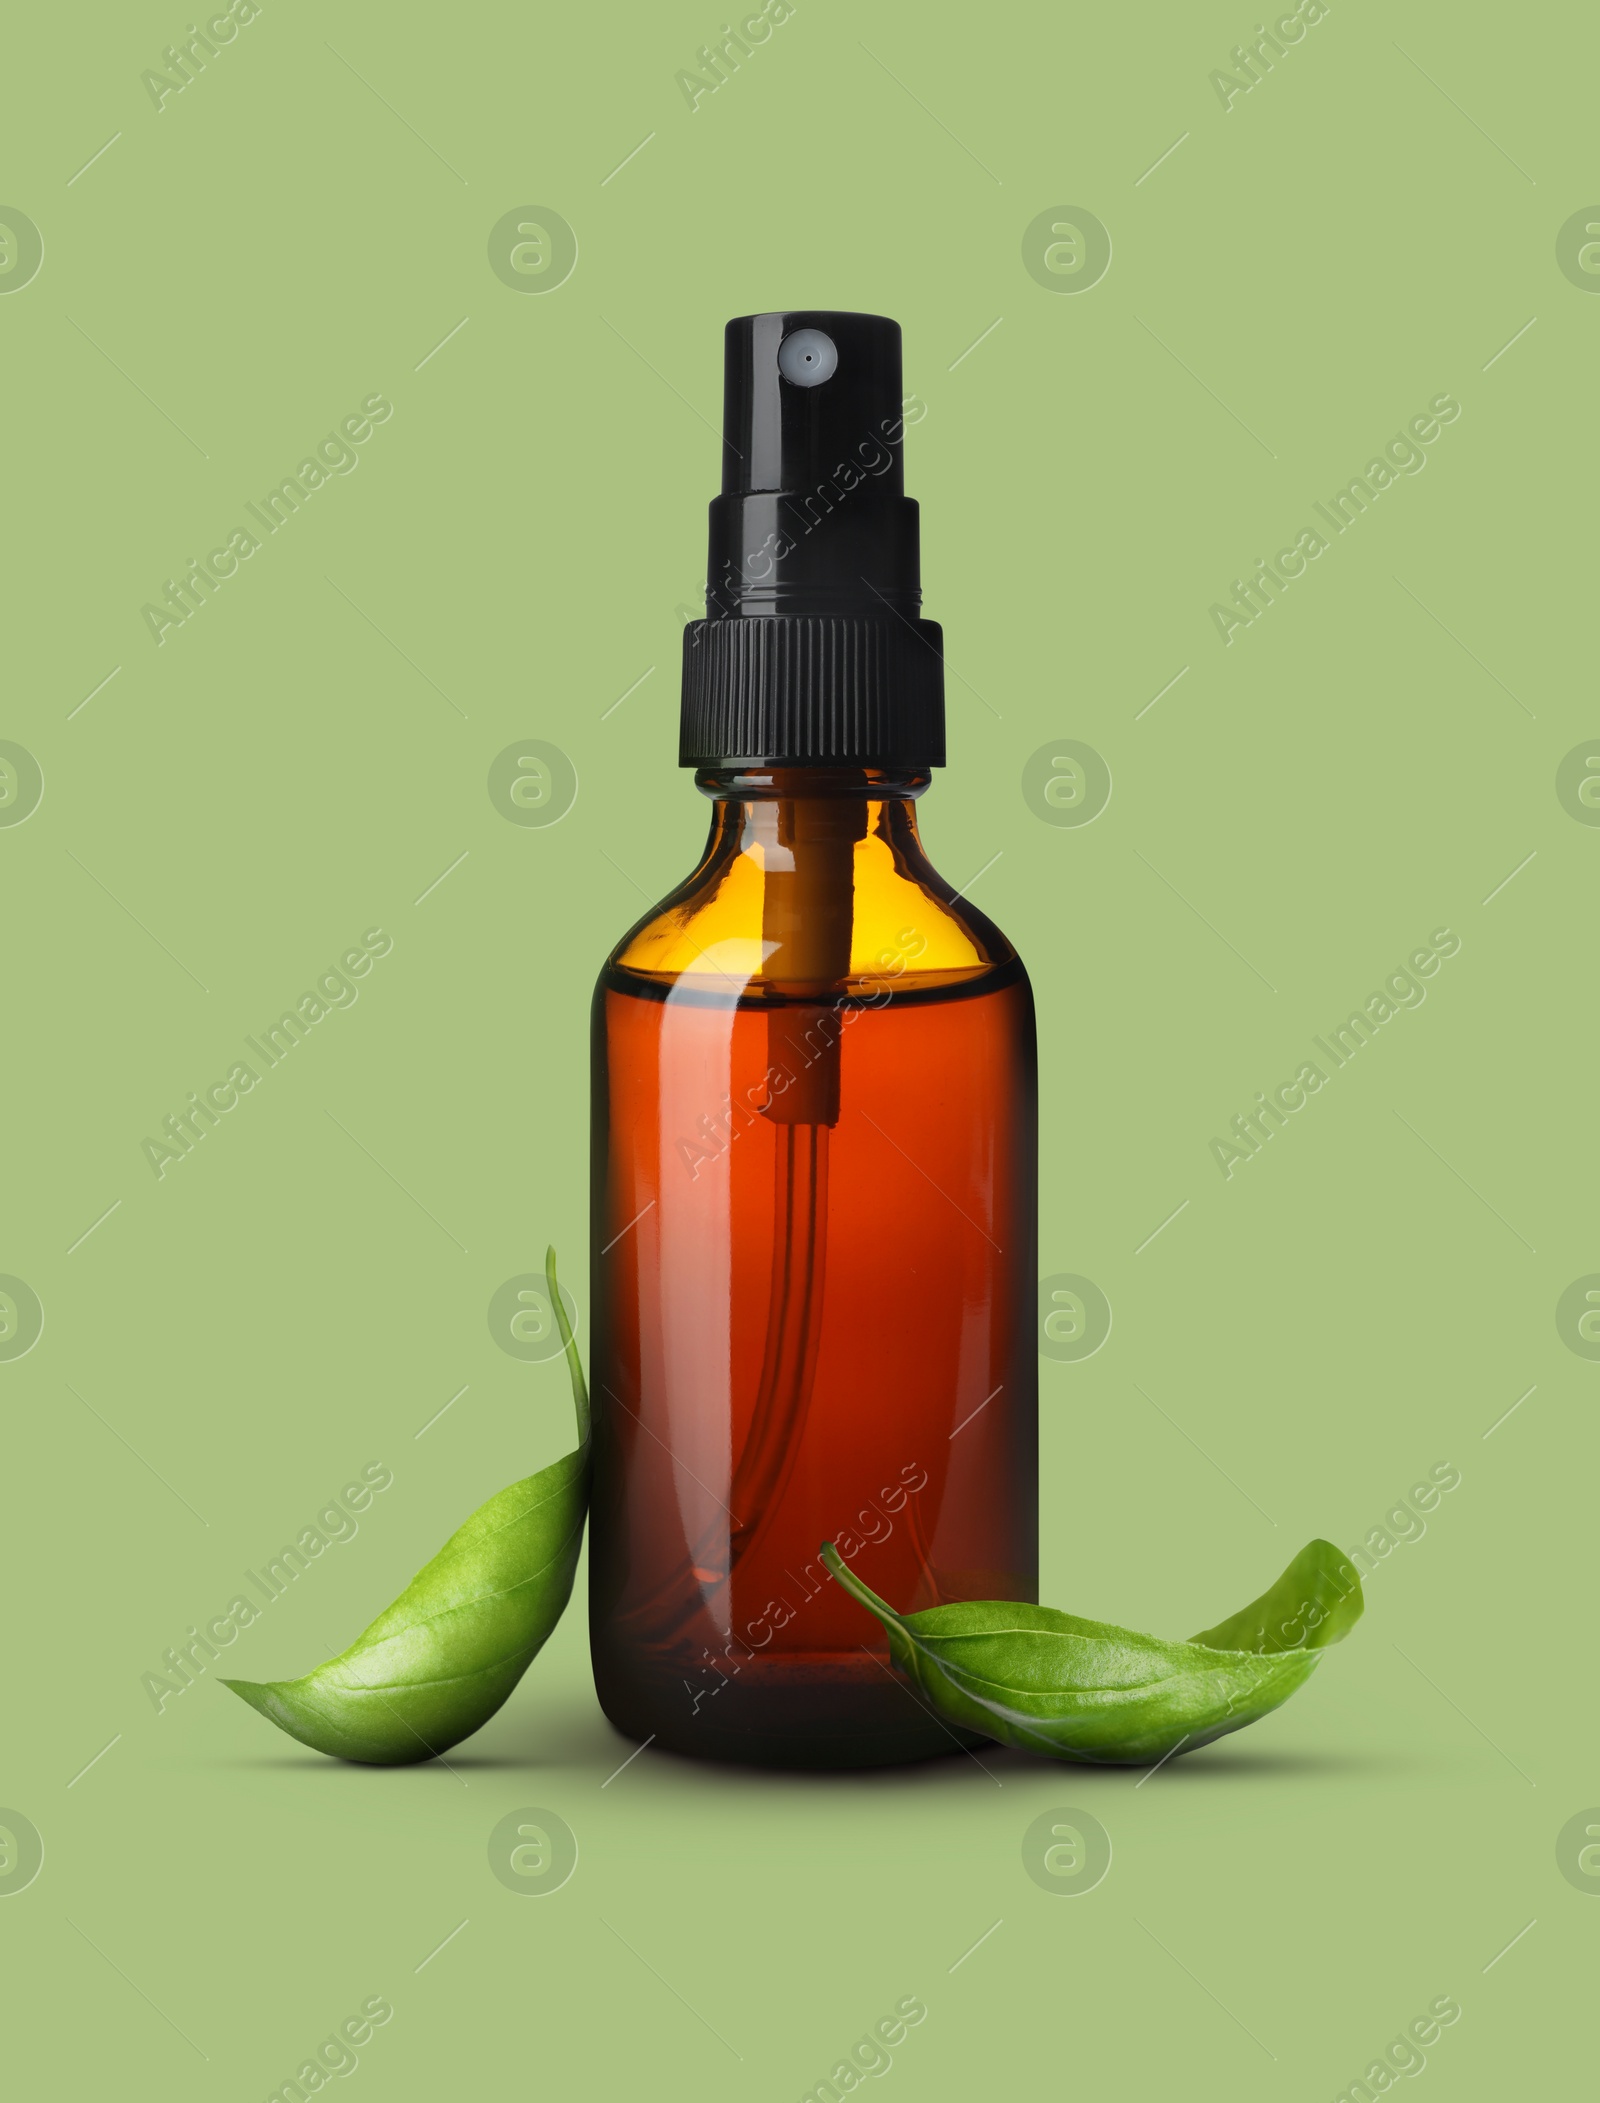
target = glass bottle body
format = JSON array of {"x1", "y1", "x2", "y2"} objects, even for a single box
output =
[{"x1": 589, "y1": 770, "x2": 1037, "y2": 1767}]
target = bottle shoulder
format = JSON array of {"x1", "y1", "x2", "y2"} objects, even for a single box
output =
[{"x1": 603, "y1": 822, "x2": 1025, "y2": 1005}]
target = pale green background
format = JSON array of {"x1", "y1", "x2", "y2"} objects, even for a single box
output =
[{"x1": 4, "y1": 0, "x2": 1594, "y2": 2092}]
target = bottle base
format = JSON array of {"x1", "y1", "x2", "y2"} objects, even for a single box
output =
[{"x1": 592, "y1": 1650, "x2": 988, "y2": 1771}]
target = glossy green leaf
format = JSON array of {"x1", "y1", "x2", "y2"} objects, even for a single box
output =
[
  {"x1": 224, "y1": 1249, "x2": 590, "y2": 1765},
  {"x1": 1188, "y1": 1537, "x2": 1363, "y2": 1656},
  {"x1": 820, "y1": 1538, "x2": 1363, "y2": 1767}
]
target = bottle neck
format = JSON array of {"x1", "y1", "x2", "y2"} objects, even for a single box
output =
[{"x1": 695, "y1": 767, "x2": 931, "y2": 857}]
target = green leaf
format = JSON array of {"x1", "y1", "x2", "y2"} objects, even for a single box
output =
[
  {"x1": 544, "y1": 1241, "x2": 590, "y2": 1446},
  {"x1": 1188, "y1": 1537, "x2": 1363, "y2": 1656},
  {"x1": 819, "y1": 1539, "x2": 1364, "y2": 1767},
  {"x1": 224, "y1": 1248, "x2": 590, "y2": 1766}
]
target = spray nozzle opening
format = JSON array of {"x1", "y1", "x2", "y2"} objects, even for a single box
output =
[{"x1": 777, "y1": 329, "x2": 838, "y2": 386}]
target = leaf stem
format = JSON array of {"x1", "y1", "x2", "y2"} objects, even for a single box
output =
[
  {"x1": 545, "y1": 1246, "x2": 590, "y2": 1445},
  {"x1": 820, "y1": 1542, "x2": 903, "y2": 1630}
]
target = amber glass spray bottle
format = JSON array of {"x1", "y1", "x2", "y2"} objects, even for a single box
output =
[{"x1": 590, "y1": 311, "x2": 1037, "y2": 1767}]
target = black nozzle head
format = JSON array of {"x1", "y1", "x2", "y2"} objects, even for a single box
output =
[
  {"x1": 720, "y1": 311, "x2": 906, "y2": 502},
  {"x1": 708, "y1": 311, "x2": 919, "y2": 618},
  {"x1": 681, "y1": 309, "x2": 945, "y2": 771}
]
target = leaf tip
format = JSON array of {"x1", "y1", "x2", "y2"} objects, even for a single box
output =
[
  {"x1": 1311, "y1": 1539, "x2": 1365, "y2": 1644},
  {"x1": 220, "y1": 1676, "x2": 271, "y2": 1713}
]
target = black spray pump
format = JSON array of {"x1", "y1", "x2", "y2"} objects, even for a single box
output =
[{"x1": 679, "y1": 311, "x2": 946, "y2": 771}]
